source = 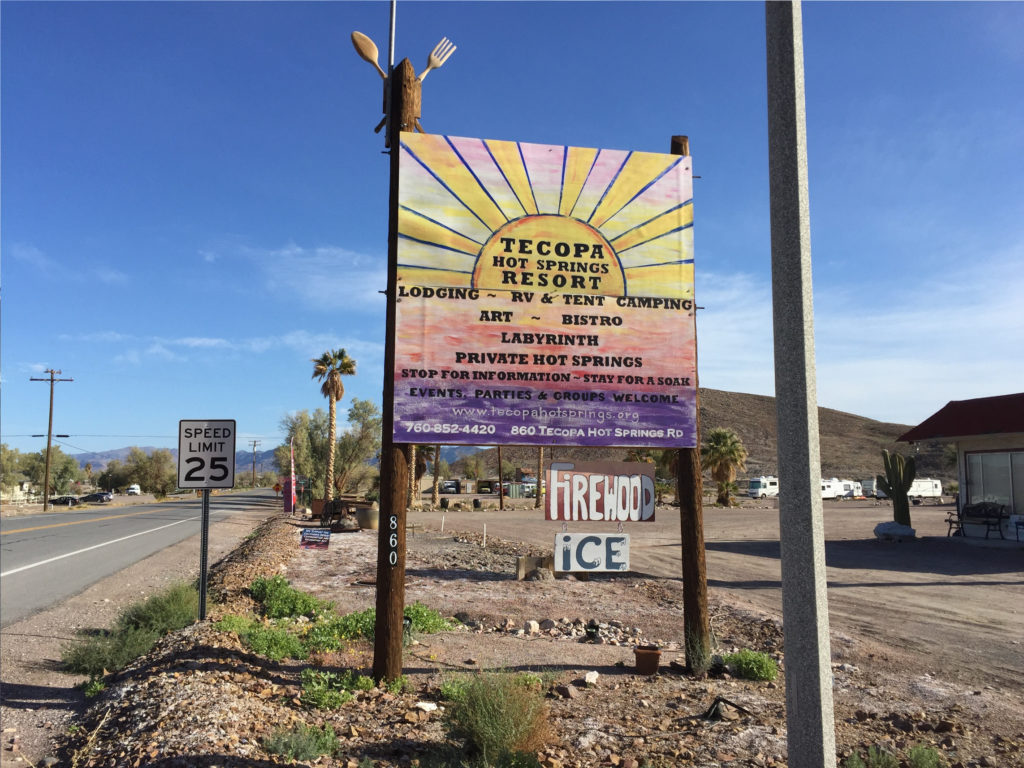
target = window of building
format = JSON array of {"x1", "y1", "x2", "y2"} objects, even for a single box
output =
[{"x1": 966, "y1": 451, "x2": 1023, "y2": 514}]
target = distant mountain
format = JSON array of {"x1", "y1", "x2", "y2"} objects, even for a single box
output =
[
  {"x1": 73, "y1": 389, "x2": 948, "y2": 484},
  {"x1": 73, "y1": 447, "x2": 280, "y2": 476},
  {"x1": 72, "y1": 447, "x2": 172, "y2": 472},
  {"x1": 447, "y1": 388, "x2": 949, "y2": 484}
]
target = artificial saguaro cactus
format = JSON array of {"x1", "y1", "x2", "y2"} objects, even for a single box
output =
[{"x1": 878, "y1": 449, "x2": 916, "y2": 527}]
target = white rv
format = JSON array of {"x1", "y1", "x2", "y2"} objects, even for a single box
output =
[
  {"x1": 862, "y1": 477, "x2": 942, "y2": 499},
  {"x1": 862, "y1": 478, "x2": 886, "y2": 498},
  {"x1": 748, "y1": 476, "x2": 779, "y2": 498},
  {"x1": 909, "y1": 478, "x2": 942, "y2": 499},
  {"x1": 821, "y1": 478, "x2": 860, "y2": 499}
]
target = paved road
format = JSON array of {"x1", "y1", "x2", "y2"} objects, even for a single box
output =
[{"x1": 0, "y1": 490, "x2": 278, "y2": 626}]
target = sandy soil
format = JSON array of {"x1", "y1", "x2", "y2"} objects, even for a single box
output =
[{"x1": 3, "y1": 493, "x2": 1023, "y2": 767}]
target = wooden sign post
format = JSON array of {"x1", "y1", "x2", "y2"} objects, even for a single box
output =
[{"x1": 373, "y1": 58, "x2": 419, "y2": 683}]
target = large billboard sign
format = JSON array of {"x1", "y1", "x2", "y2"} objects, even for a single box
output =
[{"x1": 394, "y1": 133, "x2": 696, "y2": 447}]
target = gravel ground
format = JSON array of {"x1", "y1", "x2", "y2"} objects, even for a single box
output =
[{"x1": 13, "y1": 506, "x2": 1022, "y2": 768}]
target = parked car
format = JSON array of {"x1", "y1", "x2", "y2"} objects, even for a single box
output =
[
  {"x1": 126, "y1": 484, "x2": 141, "y2": 495},
  {"x1": 49, "y1": 495, "x2": 79, "y2": 506},
  {"x1": 80, "y1": 492, "x2": 113, "y2": 503},
  {"x1": 441, "y1": 480, "x2": 460, "y2": 494}
]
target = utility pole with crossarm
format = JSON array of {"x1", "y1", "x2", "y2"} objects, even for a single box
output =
[{"x1": 30, "y1": 369, "x2": 73, "y2": 511}]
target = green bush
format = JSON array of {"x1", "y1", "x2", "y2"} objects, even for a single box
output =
[
  {"x1": 405, "y1": 601, "x2": 453, "y2": 633},
  {"x1": 842, "y1": 754, "x2": 866, "y2": 768},
  {"x1": 62, "y1": 583, "x2": 200, "y2": 676},
  {"x1": 721, "y1": 649, "x2": 778, "y2": 681},
  {"x1": 62, "y1": 626, "x2": 161, "y2": 676},
  {"x1": 300, "y1": 667, "x2": 375, "y2": 709},
  {"x1": 244, "y1": 623, "x2": 308, "y2": 661},
  {"x1": 300, "y1": 669, "x2": 353, "y2": 710},
  {"x1": 302, "y1": 610, "x2": 376, "y2": 651},
  {"x1": 907, "y1": 745, "x2": 946, "y2": 768},
  {"x1": 439, "y1": 674, "x2": 471, "y2": 702},
  {"x1": 80, "y1": 676, "x2": 106, "y2": 699},
  {"x1": 214, "y1": 614, "x2": 255, "y2": 635},
  {"x1": 864, "y1": 746, "x2": 899, "y2": 768},
  {"x1": 250, "y1": 575, "x2": 331, "y2": 618},
  {"x1": 445, "y1": 672, "x2": 550, "y2": 763},
  {"x1": 117, "y1": 583, "x2": 198, "y2": 635},
  {"x1": 262, "y1": 722, "x2": 338, "y2": 761}
]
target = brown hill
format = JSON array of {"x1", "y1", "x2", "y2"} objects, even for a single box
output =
[{"x1": 451, "y1": 388, "x2": 951, "y2": 485}]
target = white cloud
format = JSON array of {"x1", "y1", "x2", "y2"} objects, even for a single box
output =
[
  {"x1": 145, "y1": 343, "x2": 185, "y2": 362},
  {"x1": 59, "y1": 331, "x2": 135, "y2": 343},
  {"x1": 93, "y1": 267, "x2": 129, "y2": 284},
  {"x1": 9, "y1": 243, "x2": 55, "y2": 270},
  {"x1": 259, "y1": 243, "x2": 388, "y2": 312},
  {"x1": 694, "y1": 241, "x2": 1024, "y2": 426}
]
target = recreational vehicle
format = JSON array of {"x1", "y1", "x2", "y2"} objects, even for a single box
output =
[
  {"x1": 861, "y1": 477, "x2": 942, "y2": 499},
  {"x1": 820, "y1": 478, "x2": 861, "y2": 499},
  {"x1": 748, "y1": 476, "x2": 779, "y2": 498}
]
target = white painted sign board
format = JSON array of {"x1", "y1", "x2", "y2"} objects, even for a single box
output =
[
  {"x1": 553, "y1": 533, "x2": 630, "y2": 573},
  {"x1": 178, "y1": 419, "x2": 236, "y2": 489}
]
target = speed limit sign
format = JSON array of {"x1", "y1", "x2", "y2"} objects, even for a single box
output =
[{"x1": 178, "y1": 419, "x2": 236, "y2": 488}]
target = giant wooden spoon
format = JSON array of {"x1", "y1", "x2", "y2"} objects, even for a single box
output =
[{"x1": 351, "y1": 31, "x2": 386, "y2": 79}]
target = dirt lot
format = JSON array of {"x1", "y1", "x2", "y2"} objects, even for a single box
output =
[{"x1": 3, "y1": 494, "x2": 1023, "y2": 767}]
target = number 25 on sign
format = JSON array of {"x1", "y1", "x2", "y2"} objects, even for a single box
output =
[{"x1": 178, "y1": 419, "x2": 236, "y2": 489}]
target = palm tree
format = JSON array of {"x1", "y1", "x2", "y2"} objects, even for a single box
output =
[
  {"x1": 311, "y1": 348, "x2": 356, "y2": 501},
  {"x1": 701, "y1": 428, "x2": 748, "y2": 506}
]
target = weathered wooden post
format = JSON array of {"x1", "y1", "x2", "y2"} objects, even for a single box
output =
[
  {"x1": 373, "y1": 58, "x2": 419, "y2": 683},
  {"x1": 671, "y1": 135, "x2": 711, "y2": 673}
]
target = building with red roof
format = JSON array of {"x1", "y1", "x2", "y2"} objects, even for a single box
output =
[{"x1": 899, "y1": 393, "x2": 1024, "y2": 538}]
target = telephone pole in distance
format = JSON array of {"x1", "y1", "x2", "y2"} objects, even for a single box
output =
[{"x1": 30, "y1": 369, "x2": 74, "y2": 511}]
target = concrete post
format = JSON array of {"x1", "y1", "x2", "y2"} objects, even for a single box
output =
[{"x1": 765, "y1": 2, "x2": 837, "y2": 766}]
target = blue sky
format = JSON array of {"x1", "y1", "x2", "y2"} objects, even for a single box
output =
[{"x1": 2, "y1": 1, "x2": 1022, "y2": 457}]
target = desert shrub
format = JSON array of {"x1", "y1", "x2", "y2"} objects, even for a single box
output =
[
  {"x1": 302, "y1": 610, "x2": 376, "y2": 650},
  {"x1": 116, "y1": 583, "x2": 198, "y2": 635},
  {"x1": 906, "y1": 745, "x2": 946, "y2": 768},
  {"x1": 80, "y1": 676, "x2": 106, "y2": 699},
  {"x1": 62, "y1": 625, "x2": 160, "y2": 676},
  {"x1": 62, "y1": 583, "x2": 200, "y2": 676},
  {"x1": 300, "y1": 669, "x2": 353, "y2": 710},
  {"x1": 250, "y1": 575, "x2": 331, "y2": 618},
  {"x1": 262, "y1": 722, "x2": 338, "y2": 761},
  {"x1": 243, "y1": 623, "x2": 308, "y2": 661},
  {"x1": 214, "y1": 614, "x2": 255, "y2": 635},
  {"x1": 721, "y1": 649, "x2": 778, "y2": 681},
  {"x1": 445, "y1": 672, "x2": 550, "y2": 763},
  {"x1": 439, "y1": 674, "x2": 472, "y2": 702},
  {"x1": 864, "y1": 746, "x2": 899, "y2": 768},
  {"x1": 405, "y1": 601, "x2": 453, "y2": 633},
  {"x1": 842, "y1": 754, "x2": 866, "y2": 768}
]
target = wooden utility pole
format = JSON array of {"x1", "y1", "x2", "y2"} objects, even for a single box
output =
[
  {"x1": 373, "y1": 57, "x2": 419, "y2": 683},
  {"x1": 249, "y1": 439, "x2": 261, "y2": 486},
  {"x1": 670, "y1": 135, "x2": 711, "y2": 673},
  {"x1": 30, "y1": 369, "x2": 73, "y2": 511},
  {"x1": 497, "y1": 445, "x2": 504, "y2": 510},
  {"x1": 535, "y1": 446, "x2": 544, "y2": 509}
]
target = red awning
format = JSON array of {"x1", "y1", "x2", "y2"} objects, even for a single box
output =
[{"x1": 898, "y1": 393, "x2": 1024, "y2": 442}]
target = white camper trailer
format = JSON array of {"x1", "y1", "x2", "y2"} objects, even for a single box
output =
[
  {"x1": 821, "y1": 478, "x2": 860, "y2": 499},
  {"x1": 748, "y1": 476, "x2": 779, "y2": 498},
  {"x1": 862, "y1": 477, "x2": 942, "y2": 499}
]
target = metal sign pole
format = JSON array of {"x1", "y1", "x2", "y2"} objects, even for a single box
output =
[{"x1": 199, "y1": 488, "x2": 210, "y2": 621}]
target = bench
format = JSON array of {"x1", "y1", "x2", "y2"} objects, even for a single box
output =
[{"x1": 947, "y1": 502, "x2": 1008, "y2": 539}]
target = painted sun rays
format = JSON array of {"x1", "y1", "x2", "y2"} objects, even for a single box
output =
[{"x1": 397, "y1": 134, "x2": 694, "y2": 298}]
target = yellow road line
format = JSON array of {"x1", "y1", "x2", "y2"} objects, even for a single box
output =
[{"x1": 2, "y1": 508, "x2": 164, "y2": 535}]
